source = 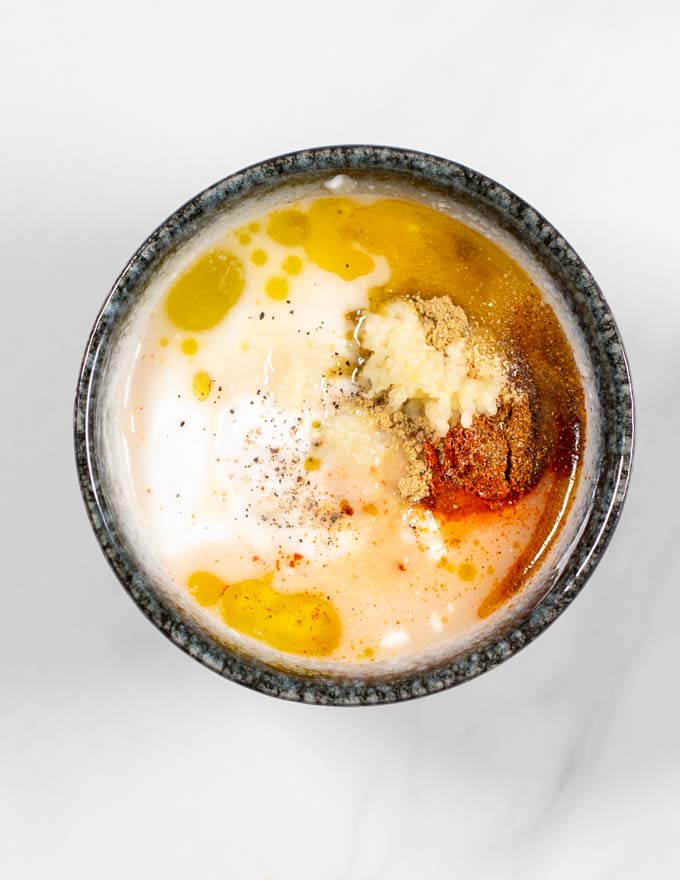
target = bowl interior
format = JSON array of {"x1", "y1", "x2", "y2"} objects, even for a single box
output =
[{"x1": 75, "y1": 146, "x2": 633, "y2": 704}]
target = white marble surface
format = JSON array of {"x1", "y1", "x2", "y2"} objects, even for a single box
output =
[{"x1": 2, "y1": 2, "x2": 678, "y2": 877}]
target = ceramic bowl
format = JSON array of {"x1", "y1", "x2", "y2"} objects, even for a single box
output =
[{"x1": 74, "y1": 146, "x2": 634, "y2": 704}]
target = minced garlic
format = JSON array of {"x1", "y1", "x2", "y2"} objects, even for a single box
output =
[{"x1": 359, "y1": 298, "x2": 506, "y2": 436}]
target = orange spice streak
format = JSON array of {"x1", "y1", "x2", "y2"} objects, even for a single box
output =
[{"x1": 423, "y1": 413, "x2": 583, "y2": 618}]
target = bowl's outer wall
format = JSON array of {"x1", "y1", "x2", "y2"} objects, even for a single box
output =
[{"x1": 74, "y1": 146, "x2": 634, "y2": 705}]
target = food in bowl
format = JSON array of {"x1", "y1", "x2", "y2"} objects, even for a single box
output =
[{"x1": 107, "y1": 173, "x2": 585, "y2": 670}]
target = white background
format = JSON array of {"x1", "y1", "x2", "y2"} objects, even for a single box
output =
[{"x1": 2, "y1": 1, "x2": 678, "y2": 877}]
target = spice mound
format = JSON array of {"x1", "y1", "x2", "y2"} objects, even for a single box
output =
[
  {"x1": 358, "y1": 296, "x2": 544, "y2": 509},
  {"x1": 359, "y1": 297, "x2": 505, "y2": 434}
]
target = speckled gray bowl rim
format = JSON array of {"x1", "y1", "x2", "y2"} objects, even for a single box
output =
[{"x1": 74, "y1": 145, "x2": 634, "y2": 705}]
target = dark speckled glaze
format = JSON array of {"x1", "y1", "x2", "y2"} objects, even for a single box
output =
[{"x1": 74, "y1": 146, "x2": 634, "y2": 705}]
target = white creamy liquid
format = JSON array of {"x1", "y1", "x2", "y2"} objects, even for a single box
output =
[{"x1": 113, "y1": 189, "x2": 572, "y2": 669}]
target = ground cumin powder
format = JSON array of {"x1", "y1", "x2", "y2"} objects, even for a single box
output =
[{"x1": 412, "y1": 295, "x2": 469, "y2": 350}]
